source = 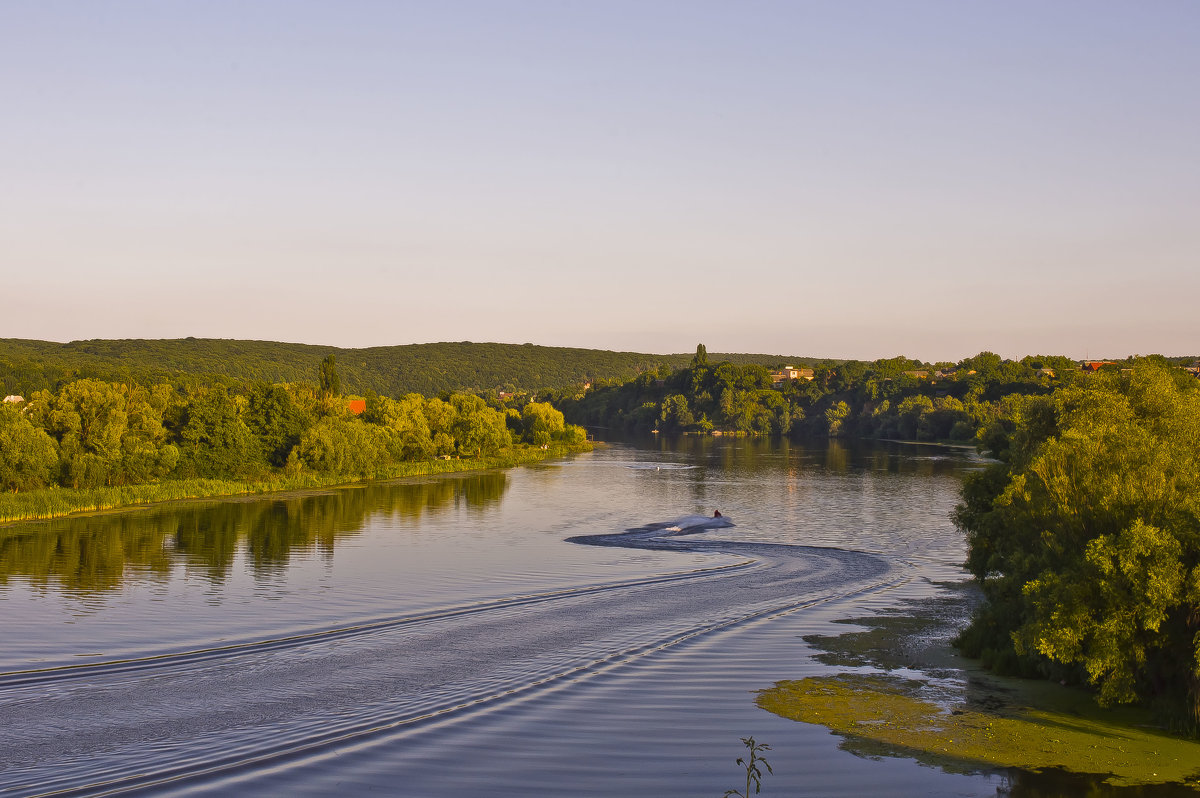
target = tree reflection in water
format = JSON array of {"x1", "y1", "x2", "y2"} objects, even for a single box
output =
[
  {"x1": 641, "y1": 433, "x2": 967, "y2": 479},
  {"x1": 0, "y1": 471, "x2": 509, "y2": 592},
  {"x1": 997, "y1": 767, "x2": 1200, "y2": 798}
]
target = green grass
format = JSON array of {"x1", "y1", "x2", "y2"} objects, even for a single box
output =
[{"x1": 0, "y1": 442, "x2": 591, "y2": 524}]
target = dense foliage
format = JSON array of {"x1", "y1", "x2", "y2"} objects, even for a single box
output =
[
  {"x1": 954, "y1": 364, "x2": 1200, "y2": 731},
  {"x1": 557, "y1": 346, "x2": 1097, "y2": 442},
  {"x1": 561, "y1": 359, "x2": 796, "y2": 435},
  {"x1": 0, "y1": 338, "x2": 807, "y2": 399},
  {"x1": 0, "y1": 363, "x2": 587, "y2": 498}
]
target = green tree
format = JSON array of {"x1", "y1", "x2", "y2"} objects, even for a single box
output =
[
  {"x1": 176, "y1": 387, "x2": 263, "y2": 478},
  {"x1": 450, "y1": 394, "x2": 511, "y2": 457},
  {"x1": 833, "y1": 360, "x2": 866, "y2": 392},
  {"x1": 918, "y1": 396, "x2": 968, "y2": 441},
  {"x1": 26, "y1": 379, "x2": 176, "y2": 488},
  {"x1": 0, "y1": 405, "x2": 58, "y2": 491},
  {"x1": 692, "y1": 343, "x2": 708, "y2": 367},
  {"x1": 521, "y1": 401, "x2": 566, "y2": 446},
  {"x1": 893, "y1": 394, "x2": 933, "y2": 440},
  {"x1": 244, "y1": 383, "x2": 309, "y2": 467},
  {"x1": 955, "y1": 364, "x2": 1200, "y2": 731},
  {"x1": 824, "y1": 400, "x2": 850, "y2": 436},
  {"x1": 422, "y1": 397, "x2": 458, "y2": 456},
  {"x1": 295, "y1": 416, "x2": 381, "y2": 476},
  {"x1": 116, "y1": 383, "x2": 179, "y2": 483},
  {"x1": 367, "y1": 393, "x2": 435, "y2": 461},
  {"x1": 961, "y1": 351, "x2": 1003, "y2": 379},
  {"x1": 28, "y1": 379, "x2": 125, "y2": 487},
  {"x1": 560, "y1": 423, "x2": 588, "y2": 445},
  {"x1": 319, "y1": 354, "x2": 341, "y2": 398},
  {"x1": 658, "y1": 394, "x2": 694, "y2": 433}
]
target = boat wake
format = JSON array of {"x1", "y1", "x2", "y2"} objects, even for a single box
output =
[{"x1": 0, "y1": 516, "x2": 900, "y2": 797}]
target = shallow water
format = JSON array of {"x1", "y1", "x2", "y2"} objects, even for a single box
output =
[{"x1": 0, "y1": 437, "x2": 1129, "y2": 796}]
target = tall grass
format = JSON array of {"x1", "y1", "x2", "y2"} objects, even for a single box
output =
[{"x1": 0, "y1": 442, "x2": 591, "y2": 524}]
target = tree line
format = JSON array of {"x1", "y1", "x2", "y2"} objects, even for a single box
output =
[
  {"x1": 554, "y1": 345, "x2": 1198, "y2": 446},
  {"x1": 0, "y1": 356, "x2": 587, "y2": 494}
]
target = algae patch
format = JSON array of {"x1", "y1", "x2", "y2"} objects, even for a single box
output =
[
  {"x1": 758, "y1": 673, "x2": 1200, "y2": 788},
  {"x1": 758, "y1": 584, "x2": 1200, "y2": 791}
]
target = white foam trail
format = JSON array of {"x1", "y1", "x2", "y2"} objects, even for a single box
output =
[{"x1": 658, "y1": 514, "x2": 734, "y2": 532}]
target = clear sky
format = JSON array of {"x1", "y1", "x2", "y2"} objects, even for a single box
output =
[{"x1": 3, "y1": 1, "x2": 1197, "y2": 361}]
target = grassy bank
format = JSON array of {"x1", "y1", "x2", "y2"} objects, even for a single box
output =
[
  {"x1": 0, "y1": 442, "x2": 591, "y2": 524},
  {"x1": 756, "y1": 584, "x2": 1200, "y2": 791}
]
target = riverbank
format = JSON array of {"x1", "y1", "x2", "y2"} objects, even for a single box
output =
[
  {"x1": 0, "y1": 442, "x2": 592, "y2": 525},
  {"x1": 756, "y1": 581, "x2": 1200, "y2": 792}
]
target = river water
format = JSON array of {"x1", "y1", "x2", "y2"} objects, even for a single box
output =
[{"x1": 0, "y1": 437, "x2": 1015, "y2": 796}]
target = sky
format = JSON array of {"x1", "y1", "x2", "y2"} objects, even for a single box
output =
[{"x1": 2, "y1": 1, "x2": 1198, "y2": 361}]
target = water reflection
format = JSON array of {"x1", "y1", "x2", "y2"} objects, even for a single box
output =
[
  {"x1": 997, "y1": 767, "x2": 1200, "y2": 797},
  {"x1": 0, "y1": 439, "x2": 1027, "y2": 797},
  {"x1": 834, "y1": 737, "x2": 1200, "y2": 797},
  {"x1": 632, "y1": 433, "x2": 976, "y2": 478},
  {"x1": 0, "y1": 472, "x2": 509, "y2": 592}
]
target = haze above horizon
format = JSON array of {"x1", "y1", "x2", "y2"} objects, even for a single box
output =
[{"x1": 3, "y1": 2, "x2": 1197, "y2": 361}]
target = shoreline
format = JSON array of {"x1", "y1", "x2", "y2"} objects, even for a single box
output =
[
  {"x1": 756, "y1": 581, "x2": 1200, "y2": 792},
  {"x1": 646, "y1": 429, "x2": 982, "y2": 451},
  {"x1": 0, "y1": 442, "x2": 593, "y2": 526},
  {"x1": 872, "y1": 437, "x2": 980, "y2": 450}
]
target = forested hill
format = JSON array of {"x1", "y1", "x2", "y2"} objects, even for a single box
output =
[{"x1": 0, "y1": 338, "x2": 808, "y2": 397}]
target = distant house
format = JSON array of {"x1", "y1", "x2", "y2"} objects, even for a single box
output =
[
  {"x1": 2, "y1": 395, "x2": 23, "y2": 404},
  {"x1": 1036, "y1": 368, "x2": 1056, "y2": 378},
  {"x1": 346, "y1": 399, "x2": 367, "y2": 415},
  {"x1": 903, "y1": 370, "x2": 930, "y2": 380},
  {"x1": 769, "y1": 365, "x2": 814, "y2": 387},
  {"x1": 1081, "y1": 361, "x2": 1116, "y2": 372}
]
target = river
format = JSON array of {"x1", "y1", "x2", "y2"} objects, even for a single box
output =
[{"x1": 1, "y1": 437, "x2": 1009, "y2": 796}]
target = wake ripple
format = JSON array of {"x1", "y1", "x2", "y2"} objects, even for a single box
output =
[{"x1": 0, "y1": 522, "x2": 897, "y2": 797}]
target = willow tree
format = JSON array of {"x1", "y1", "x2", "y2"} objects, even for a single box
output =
[
  {"x1": 521, "y1": 401, "x2": 566, "y2": 445},
  {"x1": 0, "y1": 405, "x2": 58, "y2": 492},
  {"x1": 25, "y1": 379, "x2": 178, "y2": 488}
]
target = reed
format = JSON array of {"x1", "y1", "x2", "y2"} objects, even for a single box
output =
[{"x1": 724, "y1": 736, "x2": 772, "y2": 798}]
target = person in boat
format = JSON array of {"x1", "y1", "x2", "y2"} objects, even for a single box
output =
[{"x1": 713, "y1": 510, "x2": 722, "y2": 518}]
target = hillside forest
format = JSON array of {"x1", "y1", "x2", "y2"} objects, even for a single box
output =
[{"x1": 0, "y1": 338, "x2": 794, "y2": 399}]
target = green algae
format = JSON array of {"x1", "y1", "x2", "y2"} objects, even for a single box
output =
[
  {"x1": 757, "y1": 584, "x2": 1200, "y2": 790},
  {"x1": 759, "y1": 673, "x2": 1200, "y2": 788}
]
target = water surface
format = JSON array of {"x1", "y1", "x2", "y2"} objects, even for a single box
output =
[{"x1": 0, "y1": 437, "x2": 1038, "y2": 796}]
